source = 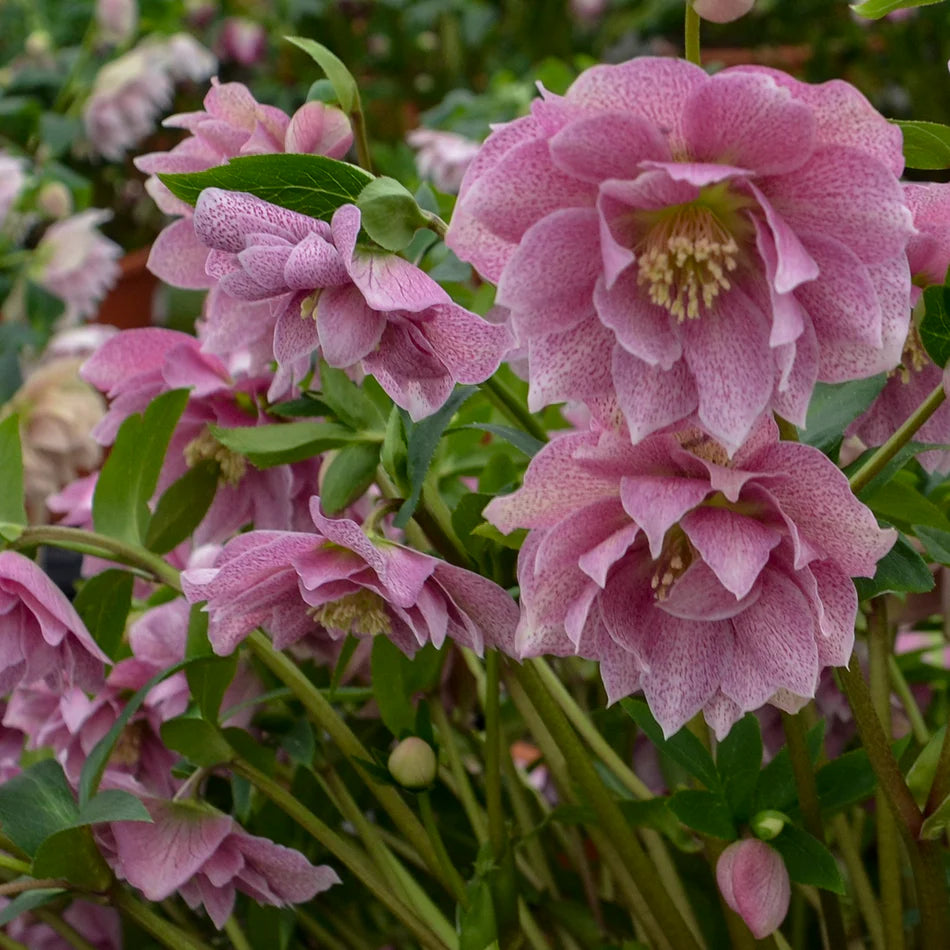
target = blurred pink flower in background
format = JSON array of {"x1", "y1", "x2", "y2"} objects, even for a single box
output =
[
  {"x1": 407, "y1": 128, "x2": 480, "y2": 194},
  {"x1": 95, "y1": 0, "x2": 138, "y2": 45},
  {"x1": 217, "y1": 17, "x2": 267, "y2": 66}
]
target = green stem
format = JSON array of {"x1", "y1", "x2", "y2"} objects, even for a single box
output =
[
  {"x1": 0, "y1": 853, "x2": 31, "y2": 875},
  {"x1": 246, "y1": 631, "x2": 444, "y2": 883},
  {"x1": 888, "y1": 655, "x2": 930, "y2": 745},
  {"x1": 0, "y1": 932, "x2": 29, "y2": 950},
  {"x1": 111, "y1": 888, "x2": 212, "y2": 950},
  {"x1": 351, "y1": 108, "x2": 374, "y2": 174},
  {"x1": 422, "y1": 210, "x2": 449, "y2": 240},
  {"x1": 780, "y1": 712, "x2": 847, "y2": 950},
  {"x1": 513, "y1": 660, "x2": 702, "y2": 950},
  {"x1": 418, "y1": 791, "x2": 470, "y2": 907},
  {"x1": 231, "y1": 758, "x2": 451, "y2": 950},
  {"x1": 484, "y1": 650, "x2": 506, "y2": 861},
  {"x1": 848, "y1": 382, "x2": 946, "y2": 494},
  {"x1": 829, "y1": 813, "x2": 885, "y2": 950},
  {"x1": 479, "y1": 376, "x2": 549, "y2": 445},
  {"x1": 223, "y1": 917, "x2": 253, "y2": 950},
  {"x1": 297, "y1": 911, "x2": 351, "y2": 950},
  {"x1": 685, "y1": 3, "x2": 702, "y2": 65},
  {"x1": 33, "y1": 908, "x2": 100, "y2": 950},
  {"x1": 869, "y1": 599, "x2": 905, "y2": 950},
  {"x1": 518, "y1": 898, "x2": 553, "y2": 950},
  {"x1": 0, "y1": 878, "x2": 65, "y2": 897},
  {"x1": 14, "y1": 526, "x2": 182, "y2": 591}
]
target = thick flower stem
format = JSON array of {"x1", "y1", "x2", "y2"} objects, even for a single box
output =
[
  {"x1": 111, "y1": 887, "x2": 213, "y2": 950},
  {"x1": 13, "y1": 525, "x2": 182, "y2": 591},
  {"x1": 479, "y1": 376, "x2": 549, "y2": 445},
  {"x1": 780, "y1": 712, "x2": 847, "y2": 950},
  {"x1": 231, "y1": 758, "x2": 452, "y2": 950},
  {"x1": 245, "y1": 631, "x2": 446, "y2": 886},
  {"x1": 837, "y1": 656, "x2": 950, "y2": 950},
  {"x1": 685, "y1": 3, "x2": 702, "y2": 65},
  {"x1": 868, "y1": 599, "x2": 905, "y2": 950},
  {"x1": 351, "y1": 108, "x2": 374, "y2": 174},
  {"x1": 848, "y1": 382, "x2": 947, "y2": 494},
  {"x1": 0, "y1": 932, "x2": 28, "y2": 950},
  {"x1": 512, "y1": 659, "x2": 703, "y2": 950},
  {"x1": 484, "y1": 650, "x2": 506, "y2": 861}
]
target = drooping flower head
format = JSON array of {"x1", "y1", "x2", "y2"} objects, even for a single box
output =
[
  {"x1": 182, "y1": 497, "x2": 518, "y2": 659},
  {"x1": 190, "y1": 189, "x2": 512, "y2": 415},
  {"x1": 448, "y1": 57, "x2": 913, "y2": 454},
  {"x1": 485, "y1": 417, "x2": 894, "y2": 737}
]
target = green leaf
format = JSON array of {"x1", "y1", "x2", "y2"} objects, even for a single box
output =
[
  {"x1": 0, "y1": 760, "x2": 79, "y2": 855},
  {"x1": 371, "y1": 636, "x2": 416, "y2": 737},
  {"x1": 716, "y1": 714, "x2": 762, "y2": 822},
  {"x1": 815, "y1": 749, "x2": 877, "y2": 814},
  {"x1": 160, "y1": 154, "x2": 372, "y2": 219},
  {"x1": 907, "y1": 725, "x2": 946, "y2": 807},
  {"x1": 285, "y1": 36, "x2": 360, "y2": 113},
  {"x1": 0, "y1": 889, "x2": 66, "y2": 927},
  {"x1": 380, "y1": 405, "x2": 409, "y2": 488},
  {"x1": 317, "y1": 363, "x2": 385, "y2": 430},
  {"x1": 621, "y1": 699, "x2": 720, "y2": 791},
  {"x1": 920, "y1": 790, "x2": 950, "y2": 839},
  {"x1": 93, "y1": 389, "x2": 189, "y2": 544},
  {"x1": 185, "y1": 602, "x2": 212, "y2": 659},
  {"x1": 161, "y1": 717, "x2": 235, "y2": 768},
  {"x1": 0, "y1": 414, "x2": 26, "y2": 525},
  {"x1": 799, "y1": 376, "x2": 886, "y2": 454},
  {"x1": 145, "y1": 459, "x2": 219, "y2": 554},
  {"x1": 854, "y1": 532, "x2": 935, "y2": 599},
  {"x1": 893, "y1": 119, "x2": 950, "y2": 170},
  {"x1": 913, "y1": 524, "x2": 950, "y2": 566},
  {"x1": 454, "y1": 423, "x2": 544, "y2": 457},
  {"x1": 75, "y1": 789, "x2": 152, "y2": 827},
  {"x1": 459, "y1": 878, "x2": 498, "y2": 950},
  {"x1": 668, "y1": 790, "x2": 736, "y2": 839},
  {"x1": 187, "y1": 654, "x2": 239, "y2": 724},
  {"x1": 920, "y1": 283, "x2": 950, "y2": 368},
  {"x1": 31, "y1": 825, "x2": 112, "y2": 890},
  {"x1": 851, "y1": 0, "x2": 944, "y2": 21},
  {"x1": 210, "y1": 420, "x2": 356, "y2": 468},
  {"x1": 863, "y1": 478, "x2": 950, "y2": 533},
  {"x1": 282, "y1": 719, "x2": 316, "y2": 767},
  {"x1": 770, "y1": 825, "x2": 845, "y2": 894},
  {"x1": 357, "y1": 176, "x2": 427, "y2": 251},
  {"x1": 320, "y1": 442, "x2": 381, "y2": 514},
  {"x1": 73, "y1": 569, "x2": 133, "y2": 660},
  {"x1": 394, "y1": 386, "x2": 477, "y2": 528}
]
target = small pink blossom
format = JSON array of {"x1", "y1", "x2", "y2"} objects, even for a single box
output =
[
  {"x1": 0, "y1": 551, "x2": 109, "y2": 693},
  {"x1": 181, "y1": 497, "x2": 518, "y2": 658},
  {"x1": 31, "y1": 210, "x2": 121, "y2": 325},
  {"x1": 716, "y1": 839, "x2": 790, "y2": 938},
  {"x1": 0, "y1": 151, "x2": 26, "y2": 227},
  {"x1": 191, "y1": 189, "x2": 512, "y2": 415},
  {"x1": 96, "y1": 0, "x2": 137, "y2": 45},
  {"x1": 447, "y1": 57, "x2": 913, "y2": 454},
  {"x1": 692, "y1": 0, "x2": 755, "y2": 24},
  {"x1": 217, "y1": 17, "x2": 267, "y2": 66},
  {"x1": 485, "y1": 417, "x2": 894, "y2": 737},
  {"x1": 407, "y1": 128, "x2": 480, "y2": 194},
  {"x1": 108, "y1": 799, "x2": 340, "y2": 928}
]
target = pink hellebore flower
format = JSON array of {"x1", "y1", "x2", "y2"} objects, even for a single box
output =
[
  {"x1": 181, "y1": 497, "x2": 518, "y2": 658},
  {"x1": 485, "y1": 418, "x2": 895, "y2": 737},
  {"x1": 31, "y1": 210, "x2": 121, "y2": 325},
  {"x1": 692, "y1": 0, "x2": 755, "y2": 24},
  {"x1": 0, "y1": 551, "x2": 109, "y2": 692},
  {"x1": 850, "y1": 182, "x2": 950, "y2": 472},
  {"x1": 95, "y1": 0, "x2": 137, "y2": 45},
  {"x1": 110, "y1": 799, "x2": 340, "y2": 928},
  {"x1": 217, "y1": 17, "x2": 268, "y2": 67},
  {"x1": 191, "y1": 189, "x2": 512, "y2": 415},
  {"x1": 716, "y1": 839, "x2": 790, "y2": 938},
  {"x1": 407, "y1": 128, "x2": 481, "y2": 194},
  {"x1": 447, "y1": 57, "x2": 913, "y2": 454}
]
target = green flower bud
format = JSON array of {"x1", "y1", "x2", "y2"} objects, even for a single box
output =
[
  {"x1": 388, "y1": 737, "x2": 437, "y2": 790},
  {"x1": 750, "y1": 809, "x2": 788, "y2": 841}
]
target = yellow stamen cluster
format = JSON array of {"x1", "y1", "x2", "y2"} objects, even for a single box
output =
[
  {"x1": 637, "y1": 206, "x2": 739, "y2": 321},
  {"x1": 650, "y1": 530, "x2": 693, "y2": 603},
  {"x1": 184, "y1": 428, "x2": 247, "y2": 485},
  {"x1": 892, "y1": 323, "x2": 929, "y2": 384},
  {"x1": 674, "y1": 429, "x2": 731, "y2": 467},
  {"x1": 300, "y1": 291, "x2": 321, "y2": 321},
  {"x1": 311, "y1": 589, "x2": 392, "y2": 637}
]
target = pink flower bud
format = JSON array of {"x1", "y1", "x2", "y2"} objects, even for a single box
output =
[
  {"x1": 692, "y1": 0, "x2": 755, "y2": 23},
  {"x1": 716, "y1": 839, "x2": 790, "y2": 939}
]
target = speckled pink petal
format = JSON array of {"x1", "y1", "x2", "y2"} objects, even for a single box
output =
[
  {"x1": 316, "y1": 284, "x2": 386, "y2": 366},
  {"x1": 284, "y1": 101, "x2": 353, "y2": 158}
]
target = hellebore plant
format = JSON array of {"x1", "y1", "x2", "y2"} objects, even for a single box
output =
[{"x1": 5, "y1": 4, "x2": 950, "y2": 950}]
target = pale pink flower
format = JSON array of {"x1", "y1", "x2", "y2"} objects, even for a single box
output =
[
  {"x1": 485, "y1": 417, "x2": 895, "y2": 737},
  {"x1": 190, "y1": 189, "x2": 512, "y2": 415},
  {"x1": 96, "y1": 0, "x2": 137, "y2": 45},
  {"x1": 217, "y1": 17, "x2": 267, "y2": 66},
  {"x1": 850, "y1": 182, "x2": 950, "y2": 472},
  {"x1": 407, "y1": 128, "x2": 480, "y2": 194},
  {"x1": 692, "y1": 0, "x2": 755, "y2": 24},
  {"x1": 181, "y1": 497, "x2": 518, "y2": 659},
  {"x1": 716, "y1": 839, "x2": 790, "y2": 938},
  {"x1": 31, "y1": 210, "x2": 121, "y2": 324},
  {"x1": 0, "y1": 899, "x2": 120, "y2": 950},
  {"x1": 447, "y1": 57, "x2": 913, "y2": 454},
  {"x1": 108, "y1": 799, "x2": 340, "y2": 928},
  {"x1": 0, "y1": 551, "x2": 109, "y2": 692},
  {"x1": 0, "y1": 151, "x2": 26, "y2": 227}
]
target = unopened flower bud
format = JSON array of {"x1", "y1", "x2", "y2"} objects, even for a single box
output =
[
  {"x1": 750, "y1": 809, "x2": 787, "y2": 841},
  {"x1": 691, "y1": 0, "x2": 755, "y2": 24},
  {"x1": 25, "y1": 31, "x2": 53, "y2": 57},
  {"x1": 36, "y1": 182, "x2": 73, "y2": 220},
  {"x1": 716, "y1": 839, "x2": 790, "y2": 939},
  {"x1": 388, "y1": 737, "x2": 437, "y2": 790}
]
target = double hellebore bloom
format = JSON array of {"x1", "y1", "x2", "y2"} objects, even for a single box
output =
[
  {"x1": 485, "y1": 418, "x2": 895, "y2": 737},
  {"x1": 448, "y1": 57, "x2": 913, "y2": 453},
  {"x1": 191, "y1": 188, "x2": 512, "y2": 415},
  {"x1": 182, "y1": 497, "x2": 518, "y2": 658},
  {"x1": 716, "y1": 839, "x2": 790, "y2": 938},
  {"x1": 0, "y1": 552, "x2": 109, "y2": 693}
]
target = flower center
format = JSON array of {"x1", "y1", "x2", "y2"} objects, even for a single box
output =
[
  {"x1": 650, "y1": 527, "x2": 693, "y2": 602},
  {"x1": 636, "y1": 203, "x2": 739, "y2": 322},
  {"x1": 184, "y1": 427, "x2": 246, "y2": 485},
  {"x1": 300, "y1": 291, "x2": 321, "y2": 321},
  {"x1": 891, "y1": 322, "x2": 929, "y2": 384},
  {"x1": 311, "y1": 589, "x2": 392, "y2": 638},
  {"x1": 674, "y1": 428, "x2": 731, "y2": 467}
]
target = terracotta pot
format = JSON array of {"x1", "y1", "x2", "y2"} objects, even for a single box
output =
[{"x1": 95, "y1": 246, "x2": 158, "y2": 329}]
